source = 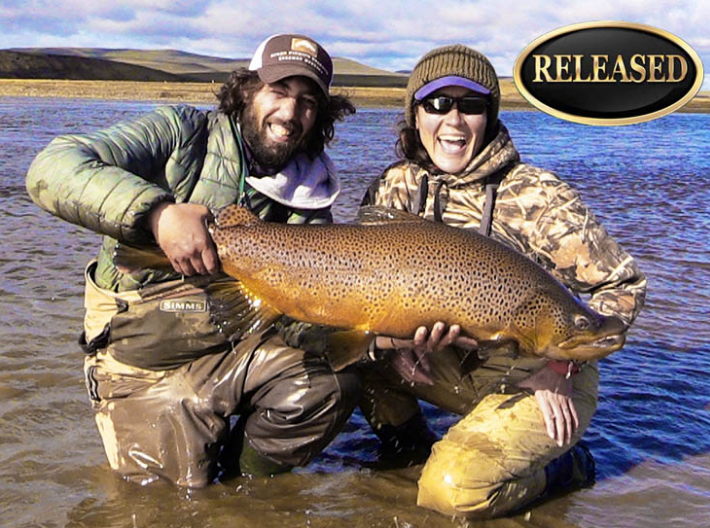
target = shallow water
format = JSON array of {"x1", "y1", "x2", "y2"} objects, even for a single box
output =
[{"x1": 1, "y1": 97, "x2": 709, "y2": 527}]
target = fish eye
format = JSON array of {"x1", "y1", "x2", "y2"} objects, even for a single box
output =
[{"x1": 574, "y1": 315, "x2": 591, "y2": 330}]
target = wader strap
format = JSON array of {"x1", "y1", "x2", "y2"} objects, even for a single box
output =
[
  {"x1": 229, "y1": 115, "x2": 250, "y2": 208},
  {"x1": 415, "y1": 171, "x2": 499, "y2": 230},
  {"x1": 413, "y1": 174, "x2": 445, "y2": 222},
  {"x1": 432, "y1": 180, "x2": 444, "y2": 223},
  {"x1": 479, "y1": 179, "x2": 501, "y2": 237},
  {"x1": 413, "y1": 174, "x2": 429, "y2": 215}
]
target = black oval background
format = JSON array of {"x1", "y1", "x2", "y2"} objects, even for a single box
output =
[{"x1": 519, "y1": 27, "x2": 698, "y2": 119}]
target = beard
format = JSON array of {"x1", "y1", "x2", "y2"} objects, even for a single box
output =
[{"x1": 240, "y1": 104, "x2": 309, "y2": 173}]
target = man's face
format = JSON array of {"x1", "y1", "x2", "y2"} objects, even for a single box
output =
[{"x1": 241, "y1": 76, "x2": 320, "y2": 172}]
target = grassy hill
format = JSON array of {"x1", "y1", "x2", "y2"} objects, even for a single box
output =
[
  {"x1": 4, "y1": 47, "x2": 408, "y2": 86},
  {"x1": 11, "y1": 47, "x2": 247, "y2": 75},
  {"x1": 3, "y1": 47, "x2": 705, "y2": 111},
  {"x1": 0, "y1": 50, "x2": 181, "y2": 81},
  {"x1": 0, "y1": 49, "x2": 539, "y2": 108}
]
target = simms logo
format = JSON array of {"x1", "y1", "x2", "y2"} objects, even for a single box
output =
[
  {"x1": 513, "y1": 21, "x2": 704, "y2": 125},
  {"x1": 160, "y1": 299, "x2": 206, "y2": 313}
]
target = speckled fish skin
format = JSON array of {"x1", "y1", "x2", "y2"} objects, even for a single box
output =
[{"x1": 210, "y1": 205, "x2": 626, "y2": 361}]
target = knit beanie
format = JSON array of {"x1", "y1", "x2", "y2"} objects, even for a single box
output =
[{"x1": 405, "y1": 44, "x2": 500, "y2": 132}]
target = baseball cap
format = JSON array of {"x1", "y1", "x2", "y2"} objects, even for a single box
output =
[{"x1": 249, "y1": 34, "x2": 333, "y2": 98}]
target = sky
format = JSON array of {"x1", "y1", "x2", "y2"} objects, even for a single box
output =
[{"x1": 1, "y1": 0, "x2": 708, "y2": 88}]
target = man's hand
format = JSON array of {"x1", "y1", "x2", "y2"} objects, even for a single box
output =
[
  {"x1": 518, "y1": 363, "x2": 579, "y2": 447},
  {"x1": 378, "y1": 322, "x2": 478, "y2": 386},
  {"x1": 148, "y1": 202, "x2": 218, "y2": 276}
]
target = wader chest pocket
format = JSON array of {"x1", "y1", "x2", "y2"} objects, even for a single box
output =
[{"x1": 108, "y1": 280, "x2": 230, "y2": 370}]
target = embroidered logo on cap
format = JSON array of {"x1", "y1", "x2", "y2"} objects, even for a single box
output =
[{"x1": 291, "y1": 38, "x2": 318, "y2": 57}]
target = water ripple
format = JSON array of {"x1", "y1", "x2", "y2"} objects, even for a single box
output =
[{"x1": 1, "y1": 100, "x2": 709, "y2": 527}]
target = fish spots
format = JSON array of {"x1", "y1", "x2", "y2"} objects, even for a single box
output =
[{"x1": 206, "y1": 211, "x2": 613, "y2": 359}]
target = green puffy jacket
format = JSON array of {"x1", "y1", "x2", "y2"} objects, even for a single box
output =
[{"x1": 26, "y1": 105, "x2": 332, "y2": 292}]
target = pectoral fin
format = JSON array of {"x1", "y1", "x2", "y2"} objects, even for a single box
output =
[
  {"x1": 324, "y1": 330, "x2": 375, "y2": 371},
  {"x1": 473, "y1": 339, "x2": 520, "y2": 361},
  {"x1": 206, "y1": 279, "x2": 282, "y2": 341},
  {"x1": 113, "y1": 243, "x2": 172, "y2": 273}
]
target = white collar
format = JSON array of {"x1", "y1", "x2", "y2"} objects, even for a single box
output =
[{"x1": 245, "y1": 152, "x2": 340, "y2": 210}]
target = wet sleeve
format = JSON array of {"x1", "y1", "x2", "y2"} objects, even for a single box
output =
[
  {"x1": 25, "y1": 106, "x2": 203, "y2": 246},
  {"x1": 519, "y1": 173, "x2": 647, "y2": 326}
]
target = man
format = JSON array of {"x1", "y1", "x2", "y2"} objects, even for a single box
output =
[{"x1": 25, "y1": 34, "x2": 357, "y2": 487}]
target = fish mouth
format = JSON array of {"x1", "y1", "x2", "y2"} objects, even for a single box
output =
[{"x1": 556, "y1": 332, "x2": 626, "y2": 360}]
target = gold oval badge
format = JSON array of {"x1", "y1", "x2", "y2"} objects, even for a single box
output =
[{"x1": 513, "y1": 21, "x2": 704, "y2": 125}]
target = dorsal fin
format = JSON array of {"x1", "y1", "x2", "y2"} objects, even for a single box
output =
[
  {"x1": 356, "y1": 205, "x2": 430, "y2": 226},
  {"x1": 215, "y1": 204, "x2": 259, "y2": 228}
]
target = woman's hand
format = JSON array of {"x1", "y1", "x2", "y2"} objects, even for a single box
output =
[
  {"x1": 377, "y1": 322, "x2": 478, "y2": 386},
  {"x1": 148, "y1": 202, "x2": 219, "y2": 276},
  {"x1": 518, "y1": 363, "x2": 579, "y2": 447}
]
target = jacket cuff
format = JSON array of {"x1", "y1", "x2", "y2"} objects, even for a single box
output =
[{"x1": 131, "y1": 193, "x2": 176, "y2": 245}]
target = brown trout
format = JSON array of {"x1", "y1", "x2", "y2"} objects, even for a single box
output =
[{"x1": 115, "y1": 205, "x2": 626, "y2": 367}]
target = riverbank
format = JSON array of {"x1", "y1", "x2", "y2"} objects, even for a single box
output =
[
  {"x1": 0, "y1": 78, "x2": 541, "y2": 110},
  {"x1": 1, "y1": 78, "x2": 709, "y2": 112}
]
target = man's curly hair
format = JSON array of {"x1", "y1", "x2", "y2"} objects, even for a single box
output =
[{"x1": 217, "y1": 69, "x2": 355, "y2": 159}]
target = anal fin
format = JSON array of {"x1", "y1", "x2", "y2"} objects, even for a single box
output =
[{"x1": 324, "y1": 329, "x2": 375, "y2": 371}]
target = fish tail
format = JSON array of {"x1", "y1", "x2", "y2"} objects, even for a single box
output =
[
  {"x1": 215, "y1": 204, "x2": 259, "y2": 228},
  {"x1": 205, "y1": 279, "x2": 282, "y2": 340},
  {"x1": 113, "y1": 244, "x2": 172, "y2": 273}
]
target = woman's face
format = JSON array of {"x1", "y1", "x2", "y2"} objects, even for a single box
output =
[{"x1": 415, "y1": 86, "x2": 488, "y2": 174}]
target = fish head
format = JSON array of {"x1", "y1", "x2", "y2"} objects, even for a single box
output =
[
  {"x1": 552, "y1": 310, "x2": 627, "y2": 360},
  {"x1": 511, "y1": 288, "x2": 627, "y2": 361}
]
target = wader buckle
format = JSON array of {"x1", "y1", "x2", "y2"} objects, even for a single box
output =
[{"x1": 78, "y1": 325, "x2": 110, "y2": 356}]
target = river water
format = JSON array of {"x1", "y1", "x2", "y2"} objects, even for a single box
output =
[{"x1": 1, "y1": 97, "x2": 709, "y2": 528}]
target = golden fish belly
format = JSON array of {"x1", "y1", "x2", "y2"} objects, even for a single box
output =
[{"x1": 216, "y1": 221, "x2": 531, "y2": 339}]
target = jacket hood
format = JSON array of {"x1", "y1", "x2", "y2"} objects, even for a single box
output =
[{"x1": 433, "y1": 122, "x2": 520, "y2": 187}]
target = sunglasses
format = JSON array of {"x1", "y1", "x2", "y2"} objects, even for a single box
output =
[{"x1": 419, "y1": 96, "x2": 488, "y2": 115}]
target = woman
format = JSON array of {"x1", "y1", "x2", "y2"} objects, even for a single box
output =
[{"x1": 359, "y1": 44, "x2": 646, "y2": 519}]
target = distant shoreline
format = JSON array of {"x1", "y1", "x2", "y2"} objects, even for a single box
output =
[
  {"x1": 1, "y1": 79, "x2": 709, "y2": 113},
  {"x1": 0, "y1": 79, "x2": 412, "y2": 108}
]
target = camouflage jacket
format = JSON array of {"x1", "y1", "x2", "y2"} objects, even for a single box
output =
[{"x1": 362, "y1": 123, "x2": 646, "y2": 326}]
